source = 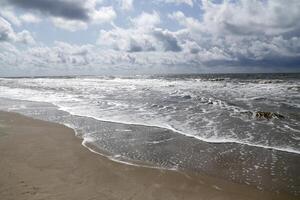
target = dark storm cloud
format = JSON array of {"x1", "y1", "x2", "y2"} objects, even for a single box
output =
[{"x1": 7, "y1": 0, "x2": 90, "y2": 21}]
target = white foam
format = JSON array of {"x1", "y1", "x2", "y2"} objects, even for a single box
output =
[
  {"x1": 0, "y1": 77, "x2": 299, "y2": 155},
  {"x1": 284, "y1": 125, "x2": 300, "y2": 133},
  {"x1": 81, "y1": 138, "x2": 179, "y2": 171},
  {"x1": 57, "y1": 106, "x2": 300, "y2": 155}
]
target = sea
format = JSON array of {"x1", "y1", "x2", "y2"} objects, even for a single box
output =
[{"x1": 0, "y1": 73, "x2": 299, "y2": 195}]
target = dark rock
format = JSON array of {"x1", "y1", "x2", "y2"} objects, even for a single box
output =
[{"x1": 255, "y1": 111, "x2": 284, "y2": 120}]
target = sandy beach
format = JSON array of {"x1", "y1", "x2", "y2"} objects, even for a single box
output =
[{"x1": 0, "y1": 111, "x2": 297, "y2": 200}]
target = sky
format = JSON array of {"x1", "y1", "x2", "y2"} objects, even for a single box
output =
[{"x1": 0, "y1": 0, "x2": 300, "y2": 76}]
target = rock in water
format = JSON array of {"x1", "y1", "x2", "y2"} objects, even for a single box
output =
[{"x1": 255, "y1": 111, "x2": 284, "y2": 120}]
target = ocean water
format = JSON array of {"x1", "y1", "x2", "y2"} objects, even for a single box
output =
[
  {"x1": 0, "y1": 73, "x2": 299, "y2": 153},
  {"x1": 0, "y1": 73, "x2": 299, "y2": 195}
]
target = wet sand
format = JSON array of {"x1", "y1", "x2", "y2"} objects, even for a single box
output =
[{"x1": 0, "y1": 111, "x2": 296, "y2": 200}]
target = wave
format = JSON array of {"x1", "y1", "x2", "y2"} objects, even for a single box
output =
[
  {"x1": 61, "y1": 122, "x2": 180, "y2": 171},
  {"x1": 56, "y1": 103, "x2": 300, "y2": 155},
  {"x1": 0, "y1": 76, "x2": 299, "y2": 156},
  {"x1": 0, "y1": 93, "x2": 299, "y2": 155}
]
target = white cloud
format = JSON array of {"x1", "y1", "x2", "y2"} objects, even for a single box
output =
[
  {"x1": 0, "y1": 41, "x2": 200, "y2": 75},
  {"x1": 165, "y1": 0, "x2": 300, "y2": 66},
  {"x1": 16, "y1": 30, "x2": 35, "y2": 44},
  {"x1": 131, "y1": 11, "x2": 160, "y2": 28},
  {"x1": 119, "y1": 0, "x2": 134, "y2": 11},
  {"x1": 98, "y1": 12, "x2": 181, "y2": 52},
  {"x1": 52, "y1": 17, "x2": 88, "y2": 32},
  {"x1": 0, "y1": 7, "x2": 21, "y2": 26},
  {"x1": 98, "y1": 25, "x2": 156, "y2": 52},
  {"x1": 97, "y1": 0, "x2": 300, "y2": 69},
  {"x1": 20, "y1": 13, "x2": 41, "y2": 24},
  {"x1": 168, "y1": 0, "x2": 300, "y2": 38},
  {"x1": 161, "y1": 0, "x2": 193, "y2": 7},
  {"x1": 199, "y1": 0, "x2": 300, "y2": 36},
  {"x1": 1, "y1": 35, "x2": 299, "y2": 76},
  {"x1": 0, "y1": 17, "x2": 15, "y2": 41},
  {"x1": 168, "y1": 11, "x2": 201, "y2": 33},
  {"x1": 0, "y1": 17, "x2": 35, "y2": 44},
  {"x1": 91, "y1": 6, "x2": 116, "y2": 24}
]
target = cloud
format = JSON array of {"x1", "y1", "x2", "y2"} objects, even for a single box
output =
[
  {"x1": 51, "y1": 17, "x2": 88, "y2": 32},
  {"x1": 98, "y1": 26, "x2": 156, "y2": 52},
  {"x1": 168, "y1": 11, "x2": 202, "y2": 35},
  {"x1": 0, "y1": 17, "x2": 14, "y2": 42},
  {"x1": 98, "y1": 0, "x2": 300, "y2": 68},
  {"x1": 0, "y1": 41, "x2": 201, "y2": 76},
  {"x1": 131, "y1": 11, "x2": 160, "y2": 28},
  {"x1": 160, "y1": 0, "x2": 193, "y2": 7},
  {"x1": 165, "y1": 0, "x2": 300, "y2": 68},
  {"x1": 169, "y1": 0, "x2": 300, "y2": 38},
  {"x1": 152, "y1": 28, "x2": 182, "y2": 52},
  {"x1": 6, "y1": 0, "x2": 90, "y2": 21},
  {"x1": 0, "y1": 17, "x2": 35, "y2": 44},
  {"x1": 119, "y1": 0, "x2": 134, "y2": 11},
  {"x1": 4, "y1": 0, "x2": 116, "y2": 31},
  {"x1": 0, "y1": 41, "x2": 97, "y2": 76},
  {"x1": 1, "y1": 0, "x2": 300, "y2": 75},
  {"x1": 15, "y1": 30, "x2": 35, "y2": 44},
  {"x1": 20, "y1": 42, "x2": 94, "y2": 67},
  {"x1": 98, "y1": 12, "x2": 182, "y2": 52},
  {"x1": 20, "y1": 13, "x2": 41, "y2": 24},
  {"x1": 92, "y1": 6, "x2": 116, "y2": 24},
  {"x1": 98, "y1": 12, "x2": 160, "y2": 52},
  {"x1": 1, "y1": 37, "x2": 299, "y2": 77},
  {"x1": 199, "y1": 0, "x2": 300, "y2": 36},
  {"x1": 0, "y1": 7, "x2": 21, "y2": 26}
]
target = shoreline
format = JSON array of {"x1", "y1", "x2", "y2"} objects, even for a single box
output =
[
  {"x1": 72, "y1": 113, "x2": 300, "y2": 155},
  {"x1": 0, "y1": 111, "x2": 297, "y2": 200},
  {"x1": 1, "y1": 96, "x2": 299, "y2": 156}
]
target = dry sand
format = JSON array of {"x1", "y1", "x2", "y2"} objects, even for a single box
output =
[{"x1": 0, "y1": 111, "x2": 296, "y2": 200}]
